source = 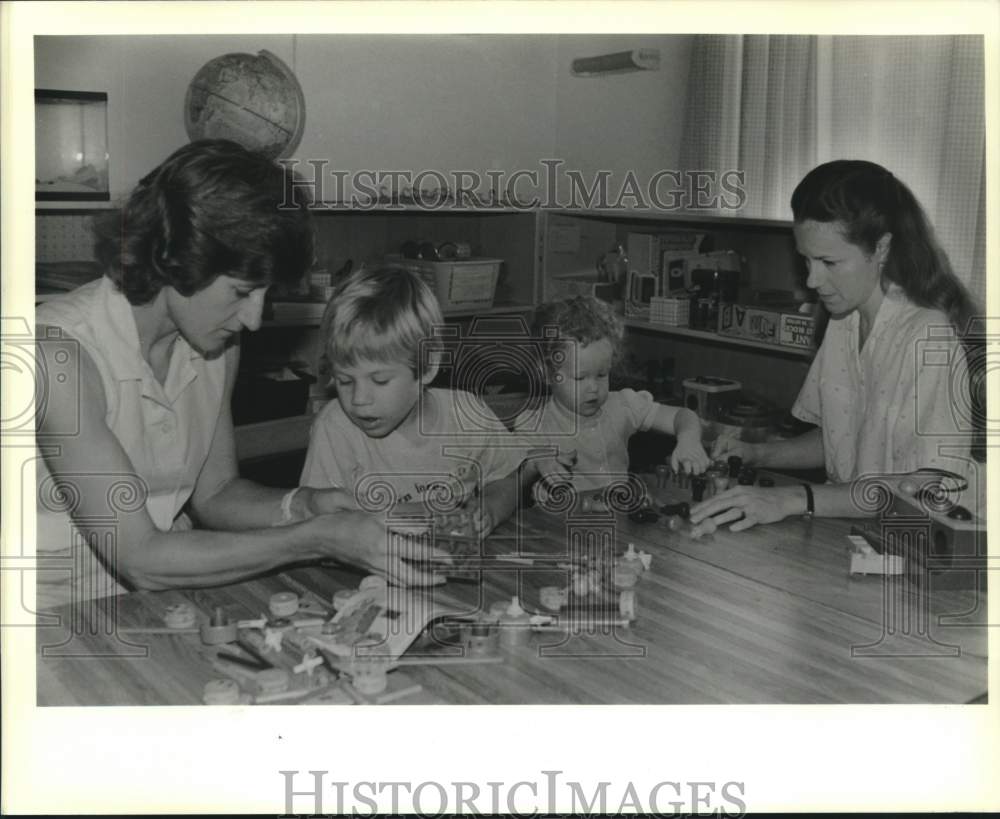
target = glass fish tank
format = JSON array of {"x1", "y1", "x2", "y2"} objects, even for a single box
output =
[{"x1": 35, "y1": 89, "x2": 109, "y2": 201}]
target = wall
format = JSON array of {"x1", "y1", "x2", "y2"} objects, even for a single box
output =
[
  {"x1": 553, "y1": 35, "x2": 694, "y2": 205},
  {"x1": 34, "y1": 34, "x2": 693, "y2": 206},
  {"x1": 294, "y1": 34, "x2": 559, "y2": 196}
]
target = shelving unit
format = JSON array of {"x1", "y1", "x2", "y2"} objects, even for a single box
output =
[
  {"x1": 554, "y1": 207, "x2": 795, "y2": 231},
  {"x1": 262, "y1": 300, "x2": 534, "y2": 328},
  {"x1": 623, "y1": 317, "x2": 813, "y2": 359}
]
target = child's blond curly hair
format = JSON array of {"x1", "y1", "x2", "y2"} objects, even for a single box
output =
[{"x1": 532, "y1": 295, "x2": 624, "y2": 375}]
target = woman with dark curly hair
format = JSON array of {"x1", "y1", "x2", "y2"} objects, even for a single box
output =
[
  {"x1": 691, "y1": 159, "x2": 983, "y2": 532},
  {"x1": 35, "y1": 140, "x2": 443, "y2": 609}
]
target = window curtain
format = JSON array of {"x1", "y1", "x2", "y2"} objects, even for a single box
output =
[
  {"x1": 680, "y1": 35, "x2": 818, "y2": 221},
  {"x1": 680, "y1": 34, "x2": 986, "y2": 304}
]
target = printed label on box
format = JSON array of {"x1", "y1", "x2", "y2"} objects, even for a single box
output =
[
  {"x1": 779, "y1": 314, "x2": 815, "y2": 349},
  {"x1": 718, "y1": 304, "x2": 779, "y2": 343},
  {"x1": 449, "y1": 264, "x2": 497, "y2": 303}
]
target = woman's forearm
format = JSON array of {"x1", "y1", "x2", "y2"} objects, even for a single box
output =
[
  {"x1": 813, "y1": 482, "x2": 879, "y2": 518},
  {"x1": 190, "y1": 477, "x2": 290, "y2": 530},
  {"x1": 119, "y1": 520, "x2": 326, "y2": 590},
  {"x1": 752, "y1": 428, "x2": 826, "y2": 470},
  {"x1": 193, "y1": 480, "x2": 356, "y2": 531}
]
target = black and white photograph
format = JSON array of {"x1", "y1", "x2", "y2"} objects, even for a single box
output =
[{"x1": 2, "y1": 1, "x2": 997, "y2": 815}]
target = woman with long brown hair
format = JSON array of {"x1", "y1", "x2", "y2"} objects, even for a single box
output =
[{"x1": 691, "y1": 159, "x2": 983, "y2": 530}]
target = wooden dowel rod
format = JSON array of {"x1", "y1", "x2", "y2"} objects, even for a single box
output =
[{"x1": 393, "y1": 654, "x2": 504, "y2": 667}]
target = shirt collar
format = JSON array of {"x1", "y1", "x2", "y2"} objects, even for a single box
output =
[
  {"x1": 546, "y1": 393, "x2": 603, "y2": 429},
  {"x1": 98, "y1": 277, "x2": 200, "y2": 402},
  {"x1": 866, "y1": 283, "x2": 908, "y2": 342}
]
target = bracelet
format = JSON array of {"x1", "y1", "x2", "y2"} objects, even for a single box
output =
[
  {"x1": 278, "y1": 487, "x2": 301, "y2": 526},
  {"x1": 800, "y1": 483, "x2": 815, "y2": 518}
]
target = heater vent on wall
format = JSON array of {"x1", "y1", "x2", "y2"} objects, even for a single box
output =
[{"x1": 571, "y1": 49, "x2": 661, "y2": 77}]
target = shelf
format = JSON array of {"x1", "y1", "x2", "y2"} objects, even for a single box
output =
[
  {"x1": 442, "y1": 302, "x2": 534, "y2": 318},
  {"x1": 554, "y1": 208, "x2": 794, "y2": 230},
  {"x1": 234, "y1": 413, "x2": 313, "y2": 461},
  {"x1": 311, "y1": 202, "x2": 527, "y2": 214},
  {"x1": 262, "y1": 301, "x2": 534, "y2": 328},
  {"x1": 624, "y1": 318, "x2": 813, "y2": 359}
]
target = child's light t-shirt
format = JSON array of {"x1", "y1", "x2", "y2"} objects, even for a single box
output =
[
  {"x1": 513, "y1": 388, "x2": 659, "y2": 491},
  {"x1": 301, "y1": 388, "x2": 522, "y2": 511}
]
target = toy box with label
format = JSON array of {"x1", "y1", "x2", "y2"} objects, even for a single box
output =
[
  {"x1": 389, "y1": 256, "x2": 502, "y2": 312},
  {"x1": 717, "y1": 302, "x2": 816, "y2": 350}
]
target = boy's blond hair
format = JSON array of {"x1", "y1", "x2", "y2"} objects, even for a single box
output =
[{"x1": 319, "y1": 266, "x2": 444, "y2": 379}]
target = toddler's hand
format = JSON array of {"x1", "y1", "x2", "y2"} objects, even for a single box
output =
[{"x1": 671, "y1": 438, "x2": 711, "y2": 475}]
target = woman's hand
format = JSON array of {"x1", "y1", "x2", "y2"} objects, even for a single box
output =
[
  {"x1": 671, "y1": 435, "x2": 711, "y2": 475},
  {"x1": 689, "y1": 485, "x2": 807, "y2": 532},
  {"x1": 303, "y1": 510, "x2": 448, "y2": 586},
  {"x1": 710, "y1": 437, "x2": 760, "y2": 465}
]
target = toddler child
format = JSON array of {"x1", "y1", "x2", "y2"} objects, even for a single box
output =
[
  {"x1": 515, "y1": 295, "x2": 709, "y2": 492},
  {"x1": 301, "y1": 266, "x2": 522, "y2": 534}
]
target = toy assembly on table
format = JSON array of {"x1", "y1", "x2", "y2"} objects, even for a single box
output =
[{"x1": 36, "y1": 464, "x2": 987, "y2": 707}]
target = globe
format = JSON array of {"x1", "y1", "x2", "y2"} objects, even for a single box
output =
[{"x1": 184, "y1": 50, "x2": 306, "y2": 159}]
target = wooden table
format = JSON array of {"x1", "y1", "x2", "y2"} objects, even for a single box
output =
[{"x1": 37, "y1": 476, "x2": 988, "y2": 705}]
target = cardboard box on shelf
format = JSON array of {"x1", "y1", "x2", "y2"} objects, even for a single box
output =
[{"x1": 718, "y1": 302, "x2": 816, "y2": 350}]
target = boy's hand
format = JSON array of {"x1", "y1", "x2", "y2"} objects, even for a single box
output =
[
  {"x1": 671, "y1": 437, "x2": 711, "y2": 475},
  {"x1": 531, "y1": 448, "x2": 577, "y2": 484},
  {"x1": 470, "y1": 507, "x2": 495, "y2": 537}
]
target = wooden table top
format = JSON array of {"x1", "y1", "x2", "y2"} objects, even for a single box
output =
[{"x1": 36, "y1": 476, "x2": 988, "y2": 706}]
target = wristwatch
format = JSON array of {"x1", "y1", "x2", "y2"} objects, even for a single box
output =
[{"x1": 800, "y1": 483, "x2": 815, "y2": 518}]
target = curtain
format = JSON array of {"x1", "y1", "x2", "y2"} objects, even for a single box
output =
[
  {"x1": 821, "y1": 35, "x2": 985, "y2": 302},
  {"x1": 681, "y1": 34, "x2": 986, "y2": 304},
  {"x1": 680, "y1": 35, "x2": 818, "y2": 220}
]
